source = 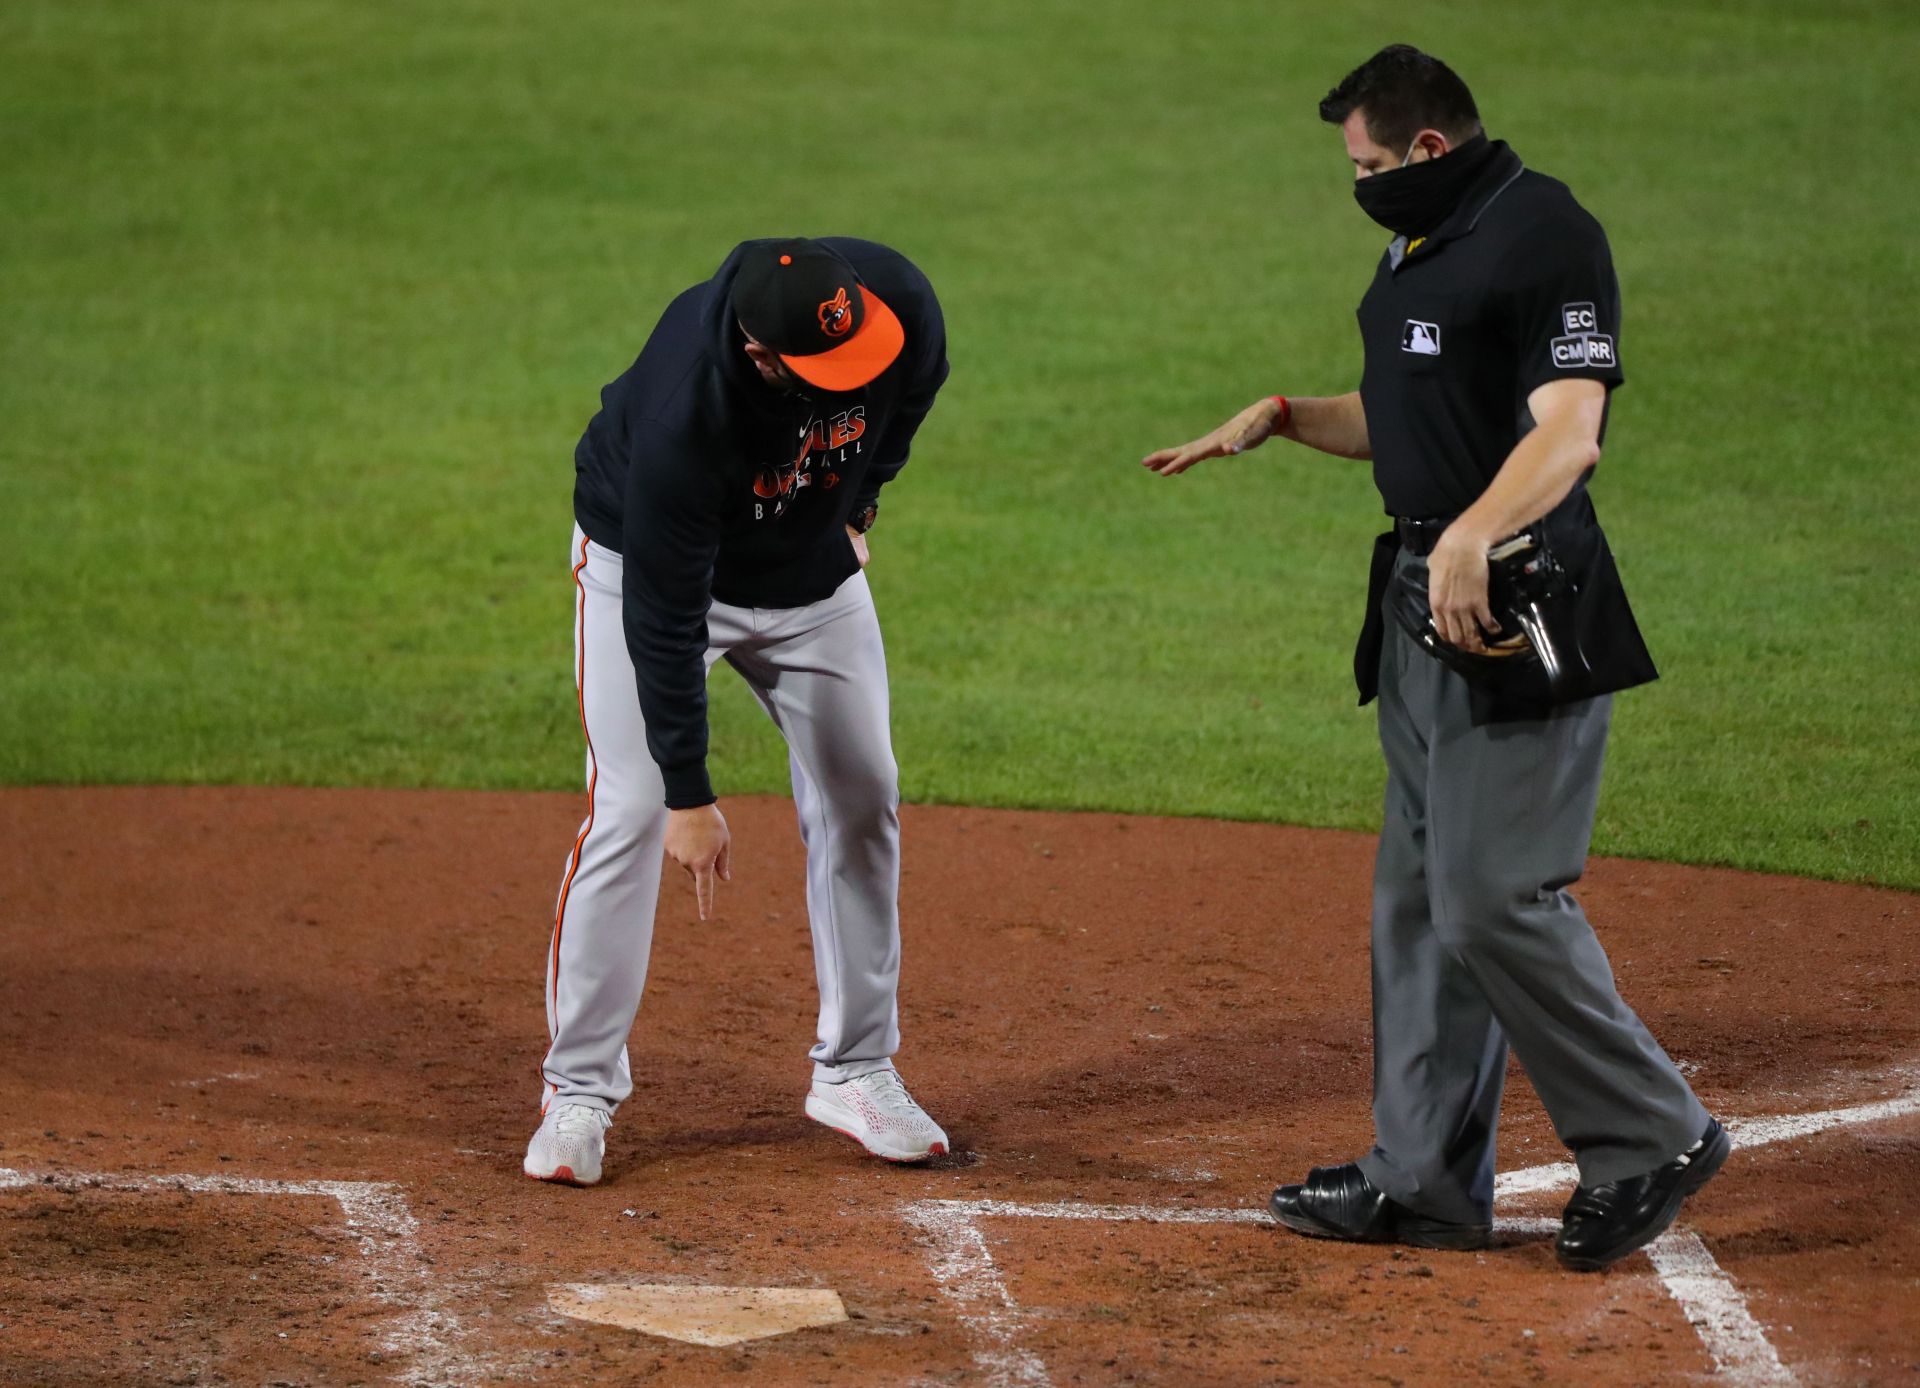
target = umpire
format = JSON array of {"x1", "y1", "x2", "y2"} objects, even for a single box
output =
[{"x1": 1143, "y1": 45, "x2": 1727, "y2": 1271}]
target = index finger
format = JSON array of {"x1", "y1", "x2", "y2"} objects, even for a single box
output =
[{"x1": 693, "y1": 860, "x2": 715, "y2": 920}]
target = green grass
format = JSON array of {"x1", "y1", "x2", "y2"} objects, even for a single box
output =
[{"x1": 2, "y1": 0, "x2": 1916, "y2": 887}]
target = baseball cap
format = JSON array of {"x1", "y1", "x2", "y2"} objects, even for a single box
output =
[{"x1": 730, "y1": 238, "x2": 905, "y2": 393}]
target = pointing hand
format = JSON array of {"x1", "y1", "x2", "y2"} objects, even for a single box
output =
[{"x1": 664, "y1": 803, "x2": 732, "y2": 920}]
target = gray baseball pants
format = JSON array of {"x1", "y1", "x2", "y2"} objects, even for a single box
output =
[
  {"x1": 1356, "y1": 548, "x2": 1708, "y2": 1225},
  {"x1": 539, "y1": 526, "x2": 902, "y2": 1114}
]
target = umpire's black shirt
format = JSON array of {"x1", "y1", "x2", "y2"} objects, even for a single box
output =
[
  {"x1": 574, "y1": 238, "x2": 948, "y2": 807},
  {"x1": 1352, "y1": 139, "x2": 1657, "y2": 714}
]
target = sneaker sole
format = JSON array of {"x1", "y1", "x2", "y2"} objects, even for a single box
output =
[
  {"x1": 523, "y1": 1164, "x2": 597, "y2": 1187},
  {"x1": 1556, "y1": 1128, "x2": 1733, "y2": 1272},
  {"x1": 804, "y1": 1097, "x2": 947, "y2": 1163}
]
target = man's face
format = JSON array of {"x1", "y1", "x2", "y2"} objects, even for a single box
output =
[
  {"x1": 1341, "y1": 109, "x2": 1448, "y2": 179},
  {"x1": 741, "y1": 332, "x2": 802, "y2": 391}
]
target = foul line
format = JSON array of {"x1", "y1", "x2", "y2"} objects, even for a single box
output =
[
  {"x1": 1495, "y1": 1066, "x2": 1920, "y2": 1199},
  {"x1": 0, "y1": 1167, "x2": 464, "y2": 1386},
  {"x1": 905, "y1": 1071, "x2": 1920, "y2": 1388}
]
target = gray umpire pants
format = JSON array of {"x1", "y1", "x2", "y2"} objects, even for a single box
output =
[
  {"x1": 1356, "y1": 548, "x2": 1708, "y2": 1225},
  {"x1": 539, "y1": 526, "x2": 903, "y2": 1115}
]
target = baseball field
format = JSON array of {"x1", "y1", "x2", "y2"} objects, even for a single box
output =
[{"x1": 2, "y1": 1, "x2": 1916, "y2": 1385}]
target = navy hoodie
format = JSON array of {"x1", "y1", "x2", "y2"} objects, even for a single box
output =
[{"x1": 573, "y1": 237, "x2": 948, "y2": 808}]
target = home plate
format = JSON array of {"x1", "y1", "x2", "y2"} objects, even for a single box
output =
[{"x1": 548, "y1": 1282, "x2": 849, "y2": 1346}]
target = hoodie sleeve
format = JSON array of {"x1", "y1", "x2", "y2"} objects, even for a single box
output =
[
  {"x1": 854, "y1": 269, "x2": 949, "y2": 514},
  {"x1": 621, "y1": 422, "x2": 724, "y2": 808}
]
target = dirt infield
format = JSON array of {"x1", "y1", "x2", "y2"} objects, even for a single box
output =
[{"x1": 1, "y1": 787, "x2": 1914, "y2": 1386}]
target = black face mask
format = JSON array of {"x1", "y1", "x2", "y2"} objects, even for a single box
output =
[{"x1": 1352, "y1": 132, "x2": 1495, "y2": 239}]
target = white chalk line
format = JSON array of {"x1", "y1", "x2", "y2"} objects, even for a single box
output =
[
  {"x1": 1649, "y1": 1229, "x2": 1797, "y2": 1386},
  {"x1": 173, "y1": 1071, "x2": 262, "y2": 1088},
  {"x1": 904, "y1": 1070, "x2": 1920, "y2": 1388},
  {"x1": 1494, "y1": 1065, "x2": 1920, "y2": 1200},
  {"x1": 901, "y1": 1202, "x2": 1052, "y2": 1388},
  {"x1": 0, "y1": 1166, "x2": 469, "y2": 1386},
  {"x1": 8, "y1": 1069, "x2": 1906, "y2": 1385}
]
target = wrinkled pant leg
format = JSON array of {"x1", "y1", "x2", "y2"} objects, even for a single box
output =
[{"x1": 1357, "y1": 603, "x2": 1507, "y2": 1226}]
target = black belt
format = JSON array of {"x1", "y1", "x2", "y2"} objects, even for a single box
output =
[{"x1": 1394, "y1": 516, "x2": 1455, "y2": 557}]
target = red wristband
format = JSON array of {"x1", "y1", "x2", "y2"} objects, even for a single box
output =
[{"x1": 1268, "y1": 394, "x2": 1292, "y2": 431}]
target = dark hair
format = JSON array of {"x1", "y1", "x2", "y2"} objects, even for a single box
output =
[{"x1": 1318, "y1": 44, "x2": 1482, "y2": 151}]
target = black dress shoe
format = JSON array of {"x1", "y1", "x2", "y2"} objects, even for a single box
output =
[
  {"x1": 1268, "y1": 1162, "x2": 1491, "y2": 1252},
  {"x1": 1556, "y1": 1119, "x2": 1732, "y2": 1272}
]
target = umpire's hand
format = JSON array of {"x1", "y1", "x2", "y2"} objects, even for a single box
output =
[
  {"x1": 1140, "y1": 398, "x2": 1285, "y2": 475},
  {"x1": 1428, "y1": 524, "x2": 1497, "y2": 654},
  {"x1": 665, "y1": 804, "x2": 732, "y2": 920}
]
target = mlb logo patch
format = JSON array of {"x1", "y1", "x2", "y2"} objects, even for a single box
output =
[{"x1": 1401, "y1": 320, "x2": 1441, "y2": 356}]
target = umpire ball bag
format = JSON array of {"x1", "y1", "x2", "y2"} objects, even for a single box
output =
[{"x1": 1389, "y1": 528, "x2": 1593, "y2": 703}]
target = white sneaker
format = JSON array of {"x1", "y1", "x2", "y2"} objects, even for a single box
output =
[
  {"x1": 805, "y1": 1069, "x2": 949, "y2": 1163},
  {"x1": 523, "y1": 1103, "x2": 612, "y2": 1186}
]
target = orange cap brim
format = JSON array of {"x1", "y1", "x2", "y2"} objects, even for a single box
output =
[{"x1": 780, "y1": 286, "x2": 905, "y2": 393}]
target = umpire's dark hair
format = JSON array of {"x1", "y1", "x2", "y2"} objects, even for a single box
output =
[{"x1": 1319, "y1": 44, "x2": 1482, "y2": 151}]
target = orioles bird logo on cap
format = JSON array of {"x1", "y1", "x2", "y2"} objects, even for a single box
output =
[{"x1": 818, "y1": 286, "x2": 854, "y2": 338}]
